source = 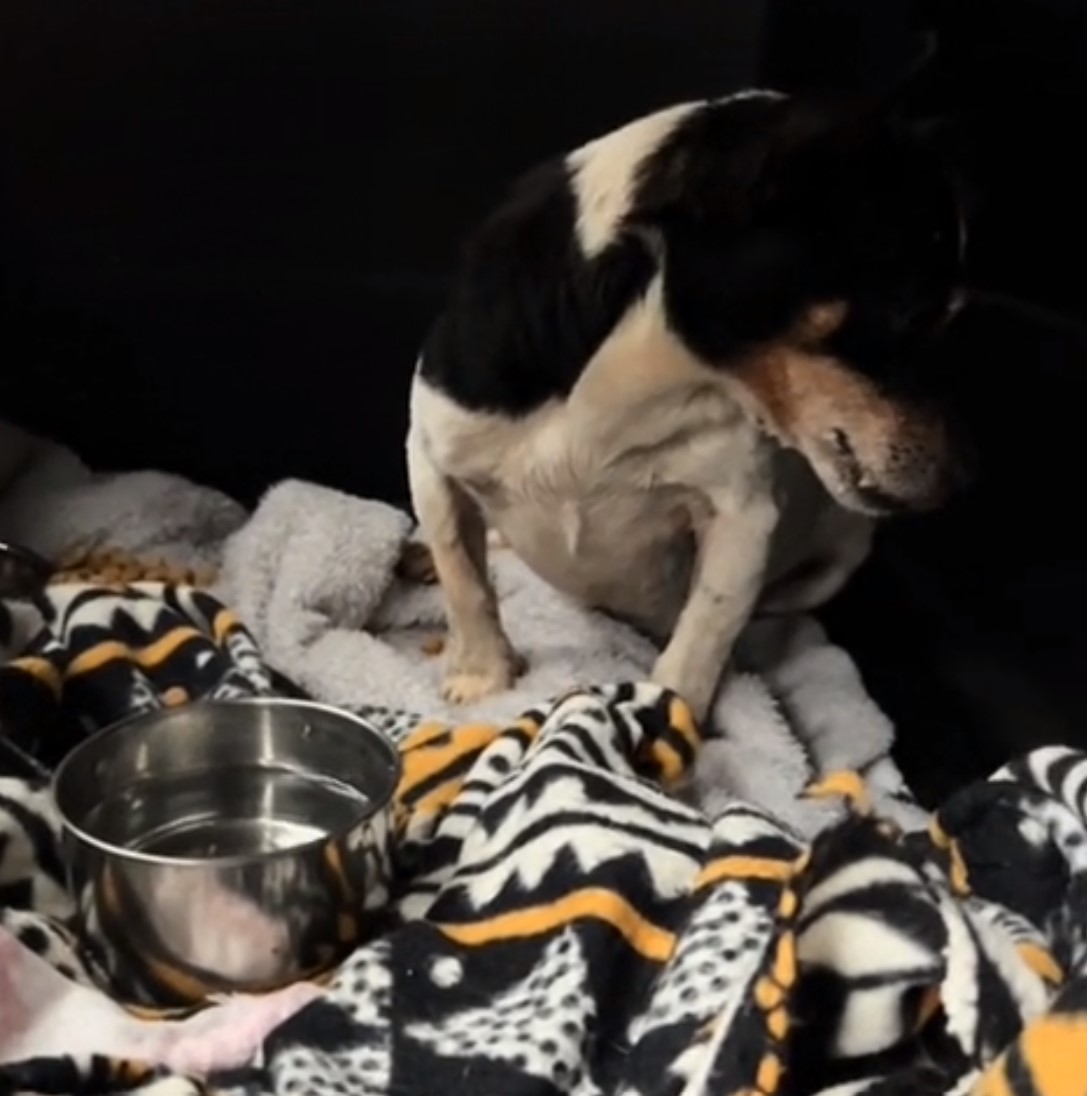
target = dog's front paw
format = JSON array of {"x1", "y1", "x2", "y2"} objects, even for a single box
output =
[
  {"x1": 442, "y1": 648, "x2": 526, "y2": 704},
  {"x1": 650, "y1": 657, "x2": 718, "y2": 728}
]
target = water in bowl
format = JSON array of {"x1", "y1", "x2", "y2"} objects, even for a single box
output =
[{"x1": 82, "y1": 765, "x2": 371, "y2": 860}]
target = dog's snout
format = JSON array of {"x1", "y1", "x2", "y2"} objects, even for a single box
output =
[
  {"x1": 916, "y1": 435, "x2": 976, "y2": 508},
  {"x1": 890, "y1": 413, "x2": 977, "y2": 503},
  {"x1": 861, "y1": 433, "x2": 972, "y2": 515}
]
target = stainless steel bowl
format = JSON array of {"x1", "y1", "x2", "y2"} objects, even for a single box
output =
[{"x1": 53, "y1": 697, "x2": 401, "y2": 1005}]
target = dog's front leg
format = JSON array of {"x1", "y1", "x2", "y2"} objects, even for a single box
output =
[
  {"x1": 407, "y1": 441, "x2": 523, "y2": 704},
  {"x1": 651, "y1": 497, "x2": 778, "y2": 723}
]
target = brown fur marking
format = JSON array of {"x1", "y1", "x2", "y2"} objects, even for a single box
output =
[
  {"x1": 735, "y1": 334, "x2": 950, "y2": 504},
  {"x1": 740, "y1": 349, "x2": 903, "y2": 449},
  {"x1": 793, "y1": 300, "x2": 850, "y2": 345},
  {"x1": 734, "y1": 299, "x2": 943, "y2": 463}
]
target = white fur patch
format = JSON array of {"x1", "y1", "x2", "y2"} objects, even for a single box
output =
[
  {"x1": 568, "y1": 102, "x2": 702, "y2": 257},
  {"x1": 566, "y1": 89, "x2": 783, "y2": 257}
]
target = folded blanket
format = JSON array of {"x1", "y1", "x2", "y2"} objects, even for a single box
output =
[{"x1": 1, "y1": 580, "x2": 1086, "y2": 1096}]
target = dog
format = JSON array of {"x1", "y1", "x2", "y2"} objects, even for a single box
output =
[{"x1": 406, "y1": 90, "x2": 969, "y2": 722}]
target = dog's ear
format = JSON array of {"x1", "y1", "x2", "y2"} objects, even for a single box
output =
[
  {"x1": 743, "y1": 97, "x2": 875, "y2": 209},
  {"x1": 630, "y1": 95, "x2": 868, "y2": 234},
  {"x1": 761, "y1": 22, "x2": 949, "y2": 185},
  {"x1": 629, "y1": 96, "x2": 865, "y2": 353}
]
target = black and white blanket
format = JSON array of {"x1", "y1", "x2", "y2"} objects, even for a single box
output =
[{"x1": 2, "y1": 579, "x2": 1087, "y2": 1096}]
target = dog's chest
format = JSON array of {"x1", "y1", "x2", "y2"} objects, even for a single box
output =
[
  {"x1": 418, "y1": 278, "x2": 768, "y2": 500},
  {"x1": 413, "y1": 308, "x2": 772, "y2": 630},
  {"x1": 492, "y1": 389, "x2": 755, "y2": 531}
]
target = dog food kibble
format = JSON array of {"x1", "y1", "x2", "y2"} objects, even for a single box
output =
[{"x1": 49, "y1": 547, "x2": 220, "y2": 589}]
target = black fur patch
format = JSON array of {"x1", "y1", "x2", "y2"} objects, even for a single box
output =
[
  {"x1": 421, "y1": 93, "x2": 966, "y2": 417},
  {"x1": 634, "y1": 95, "x2": 966, "y2": 399},
  {"x1": 419, "y1": 158, "x2": 655, "y2": 414}
]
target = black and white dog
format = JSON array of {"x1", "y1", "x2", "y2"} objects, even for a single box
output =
[{"x1": 407, "y1": 90, "x2": 969, "y2": 721}]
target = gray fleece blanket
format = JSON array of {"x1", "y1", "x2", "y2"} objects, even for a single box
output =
[{"x1": 0, "y1": 419, "x2": 925, "y2": 837}]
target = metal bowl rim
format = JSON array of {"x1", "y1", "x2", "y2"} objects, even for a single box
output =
[
  {"x1": 51, "y1": 696, "x2": 402, "y2": 869},
  {"x1": 0, "y1": 539, "x2": 53, "y2": 587},
  {"x1": 0, "y1": 540, "x2": 53, "y2": 566}
]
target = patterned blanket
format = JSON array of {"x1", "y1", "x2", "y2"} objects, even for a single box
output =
[{"x1": 1, "y1": 581, "x2": 1087, "y2": 1096}]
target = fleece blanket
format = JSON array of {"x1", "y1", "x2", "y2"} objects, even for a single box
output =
[
  {"x1": 1, "y1": 579, "x2": 1087, "y2": 1096},
  {"x1": 0, "y1": 421, "x2": 922, "y2": 838}
]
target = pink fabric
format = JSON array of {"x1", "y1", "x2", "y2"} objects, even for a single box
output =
[{"x1": 0, "y1": 927, "x2": 322, "y2": 1076}]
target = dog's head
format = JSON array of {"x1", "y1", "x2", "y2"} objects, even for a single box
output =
[{"x1": 639, "y1": 93, "x2": 971, "y2": 515}]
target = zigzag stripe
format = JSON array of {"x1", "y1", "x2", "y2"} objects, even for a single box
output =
[
  {"x1": 995, "y1": 747, "x2": 1087, "y2": 821},
  {"x1": 461, "y1": 758, "x2": 707, "y2": 857}
]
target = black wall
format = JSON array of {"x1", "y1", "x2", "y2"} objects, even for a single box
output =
[
  {"x1": 0, "y1": 0, "x2": 765, "y2": 504},
  {"x1": 5, "y1": 0, "x2": 1087, "y2": 795}
]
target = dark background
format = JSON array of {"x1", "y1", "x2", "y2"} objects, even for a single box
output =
[{"x1": 2, "y1": 0, "x2": 1086, "y2": 801}]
